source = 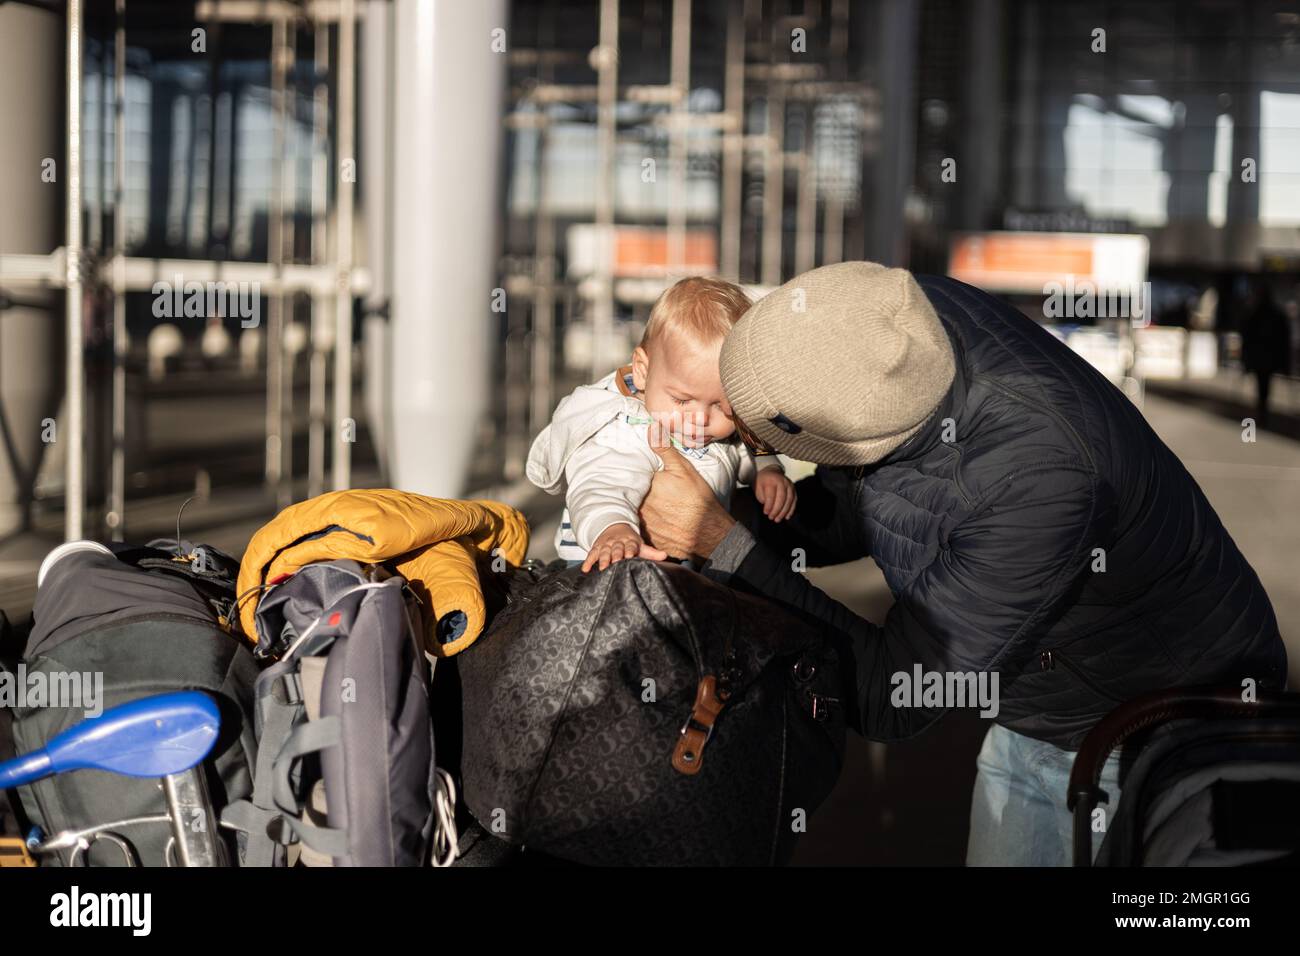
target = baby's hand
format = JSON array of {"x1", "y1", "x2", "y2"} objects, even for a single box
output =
[
  {"x1": 582, "y1": 523, "x2": 663, "y2": 572},
  {"x1": 754, "y1": 468, "x2": 797, "y2": 523}
]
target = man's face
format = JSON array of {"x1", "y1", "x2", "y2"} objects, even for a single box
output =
[{"x1": 632, "y1": 333, "x2": 737, "y2": 448}]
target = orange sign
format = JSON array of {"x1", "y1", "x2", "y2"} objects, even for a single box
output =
[
  {"x1": 948, "y1": 232, "x2": 1148, "y2": 294},
  {"x1": 613, "y1": 229, "x2": 718, "y2": 278}
]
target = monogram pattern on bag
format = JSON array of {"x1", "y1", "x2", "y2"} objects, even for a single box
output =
[{"x1": 458, "y1": 561, "x2": 845, "y2": 866}]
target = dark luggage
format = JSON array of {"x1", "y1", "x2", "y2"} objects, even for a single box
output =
[
  {"x1": 1070, "y1": 686, "x2": 1300, "y2": 866},
  {"x1": 1, "y1": 610, "x2": 26, "y2": 848},
  {"x1": 221, "y1": 559, "x2": 443, "y2": 867},
  {"x1": 456, "y1": 559, "x2": 847, "y2": 866},
  {"x1": 8, "y1": 541, "x2": 257, "y2": 867}
]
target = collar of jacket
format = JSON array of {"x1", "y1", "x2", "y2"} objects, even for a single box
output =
[{"x1": 858, "y1": 322, "x2": 969, "y2": 473}]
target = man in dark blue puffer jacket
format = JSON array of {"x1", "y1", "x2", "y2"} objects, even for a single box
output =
[{"x1": 637, "y1": 261, "x2": 1287, "y2": 866}]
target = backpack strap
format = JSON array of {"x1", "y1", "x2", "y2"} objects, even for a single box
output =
[
  {"x1": 271, "y1": 806, "x2": 349, "y2": 859},
  {"x1": 219, "y1": 672, "x2": 301, "y2": 866},
  {"x1": 269, "y1": 716, "x2": 349, "y2": 859}
]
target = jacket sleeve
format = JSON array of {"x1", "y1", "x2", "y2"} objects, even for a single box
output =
[
  {"x1": 705, "y1": 464, "x2": 1110, "y2": 741},
  {"x1": 563, "y1": 424, "x2": 660, "y2": 551},
  {"x1": 739, "y1": 467, "x2": 868, "y2": 568}
]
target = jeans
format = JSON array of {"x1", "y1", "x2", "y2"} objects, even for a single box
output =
[{"x1": 966, "y1": 723, "x2": 1122, "y2": 866}]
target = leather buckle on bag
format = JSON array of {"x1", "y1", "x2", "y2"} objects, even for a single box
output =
[
  {"x1": 678, "y1": 714, "x2": 714, "y2": 747},
  {"x1": 672, "y1": 675, "x2": 725, "y2": 776}
]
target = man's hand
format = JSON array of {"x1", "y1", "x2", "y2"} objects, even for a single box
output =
[
  {"x1": 754, "y1": 467, "x2": 797, "y2": 522},
  {"x1": 639, "y1": 425, "x2": 736, "y2": 562},
  {"x1": 581, "y1": 522, "x2": 666, "y2": 573}
]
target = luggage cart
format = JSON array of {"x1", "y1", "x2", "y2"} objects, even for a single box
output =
[{"x1": 0, "y1": 691, "x2": 226, "y2": 867}]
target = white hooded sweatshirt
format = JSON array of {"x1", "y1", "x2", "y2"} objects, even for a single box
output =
[{"x1": 526, "y1": 368, "x2": 781, "y2": 561}]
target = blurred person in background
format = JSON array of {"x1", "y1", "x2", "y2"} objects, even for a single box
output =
[{"x1": 1241, "y1": 281, "x2": 1292, "y2": 429}]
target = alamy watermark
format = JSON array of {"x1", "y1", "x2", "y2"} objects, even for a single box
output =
[
  {"x1": 50, "y1": 886, "x2": 151, "y2": 936},
  {"x1": 0, "y1": 666, "x2": 104, "y2": 718},
  {"x1": 890, "y1": 664, "x2": 1000, "y2": 718},
  {"x1": 151, "y1": 275, "x2": 260, "y2": 328},
  {"x1": 1042, "y1": 278, "x2": 1152, "y2": 326}
]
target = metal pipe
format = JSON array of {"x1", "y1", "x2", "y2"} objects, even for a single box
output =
[
  {"x1": 109, "y1": 0, "x2": 127, "y2": 539},
  {"x1": 666, "y1": 0, "x2": 691, "y2": 278},
  {"x1": 831, "y1": 0, "x2": 849, "y2": 66},
  {"x1": 281, "y1": 24, "x2": 298, "y2": 504},
  {"x1": 265, "y1": 14, "x2": 288, "y2": 501},
  {"x1": 308, "y1": 19, "x2": 329, "y2": 498},
  {"x1": 332, "y1": 0, "x2": 356, "y2": 490},
  {"x1": 517, "y1": 82, "x2": 694, "y2": 105},
  {"x1": 64, "y1": 0, "x2": 85, "y2": 541},
  {"x1": 591, "y1": 0, "x2": 618, "y2": 380},
  {"x1": 0, "y1": 251, "x2": 371, "y2": 296},
  {"x1": 823, "y1": 194, "x2": 843, "y2": 264},
  {"x1": 761, "y1": 85, "x2": 785, "y2": 286},
  {"x1": 203, "y1": 15, "x2": 222, "y2": 258},
  {"x1": 794, "y1": 121, "x2": 817, "y2": 275},
  {"x1": 760, "y1": 0, "x2": 788, "y2": 286},
  {"x1": 360, "y1": 0, "x2": 394, "y2": 487},
  {"x1": 824, "y1": 0, "x2": 850, "y2": 266},
  {"x1": 503, "y1": 297, "x2": 527, "y2": 480},
  {"x1": 529, "y1": 4, "x2": 557, "y2": 440},
  {"x1": 195, "y1": 0, "x2": 356, "y2": 22},
  {"x1": 162, "y1": 768, "x2": 224, "y2": 867},
  {"x1": 92, "y1": 27, "x2": 106, "y2": 253},
  {"x1": 529, "y1": 138, "x2": 556, "y2": 436},
  {"x1": 720, "y1": 0, "x2": 745, "y2": 282}
]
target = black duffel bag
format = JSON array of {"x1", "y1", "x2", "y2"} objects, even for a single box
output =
[
  {"x1": 8, "y1": 541, "x2": 258, "y2": 866},
  {"x1": 457, "y1": 559, "x2": 847, "y2": 866}
]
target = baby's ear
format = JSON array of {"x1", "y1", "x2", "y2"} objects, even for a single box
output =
[{"x1": 631, "y1": 346, "x2": 650, "y2": 391}]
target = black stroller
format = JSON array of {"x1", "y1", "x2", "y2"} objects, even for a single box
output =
[{"x1": 1070, "y1": 686, "x2": 1300, "y2": 866}]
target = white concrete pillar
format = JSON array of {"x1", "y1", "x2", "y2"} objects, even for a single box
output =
[{"x1": 388, "y1": 0, "x2": 508, "y2": 497}]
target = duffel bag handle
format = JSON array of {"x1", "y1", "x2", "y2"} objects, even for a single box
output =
[{"x1": 672, "y1": 676, "x2": 726, "y2": 775}]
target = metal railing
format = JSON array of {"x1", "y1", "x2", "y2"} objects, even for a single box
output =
[{"x1": 0, "y1": 0, "x2": 363, "y2": 540}]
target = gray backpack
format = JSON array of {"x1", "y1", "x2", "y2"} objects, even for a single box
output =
[{"x1": 222, "y1": 560, "x2": 452, "y2": 866}]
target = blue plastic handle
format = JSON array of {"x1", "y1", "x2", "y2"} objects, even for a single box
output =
[{"x1": 0, "y1": 691, "x2": 220, "y2": 789}]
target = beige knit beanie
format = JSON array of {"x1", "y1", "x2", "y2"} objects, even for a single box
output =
[{"x1": 720, "y1": 262, "x2": 956, "y2": 466}]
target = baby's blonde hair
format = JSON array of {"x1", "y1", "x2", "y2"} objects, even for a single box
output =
[{"x1": 640, "y1": 276, "x2": 752, "y2": 350}]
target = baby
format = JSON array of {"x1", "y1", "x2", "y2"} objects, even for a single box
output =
[{"x1": 527, "y1": 277, "x2": 797, "y2": 572}]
